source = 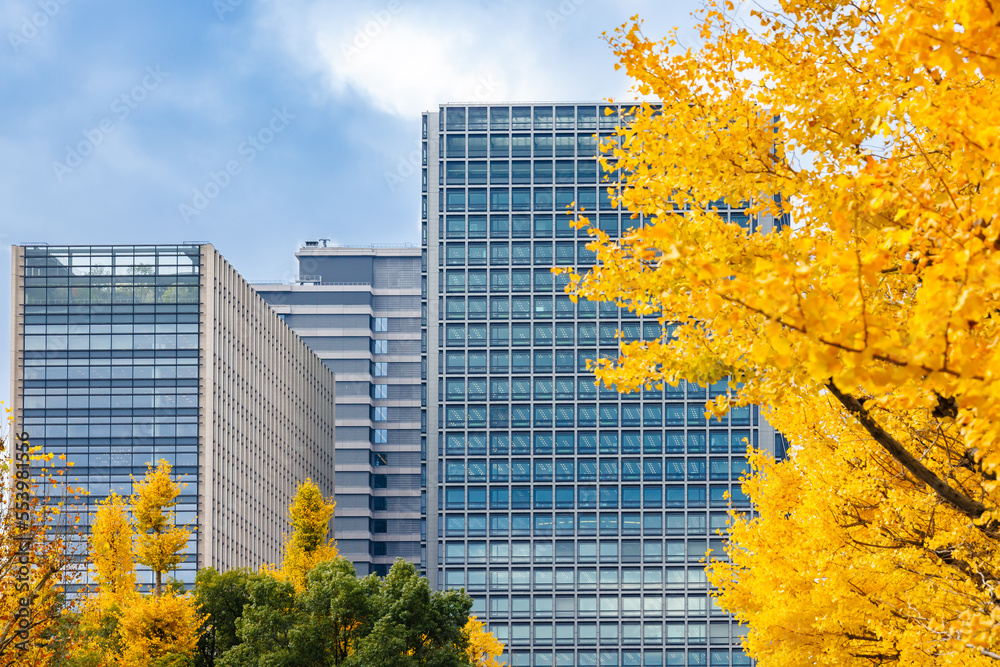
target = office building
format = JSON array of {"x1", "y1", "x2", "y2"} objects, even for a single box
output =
[
  {"x1": 10, "y1": 244, "x2": 336, "y2": 589},
  {"x1": 254, "y1": 244, "x2": 423, "y2": 576},
  {"x1": 421, "y1": 104, "x2": 780, "y2": 667}
]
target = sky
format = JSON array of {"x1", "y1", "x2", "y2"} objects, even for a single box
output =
[{"x1": 0, "y1": 0, "x2": 709, "y2": 393}]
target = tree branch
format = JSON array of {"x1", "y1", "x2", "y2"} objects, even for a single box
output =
[{"x1": 825, "y1": 381, "x2": 991, "y2": 524}]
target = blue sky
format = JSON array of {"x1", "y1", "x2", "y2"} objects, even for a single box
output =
[{"x1": 0, "y1": 0, "x2": 707, "y2": 391}]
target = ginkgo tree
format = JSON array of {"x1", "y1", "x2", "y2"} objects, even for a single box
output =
[
  {"x1": 562, "y1": 0, "x2": 1000, "y2": 664},
  {"x1": 0, "y1": 421, "x2": 83, "y2": 667},
  {"x1": 278, "y1": 478, "x2": 337, "y2": 592},
  {"x1": 463, "y1": 616, "x2": 505, "y2": 667},
  {"x1": 68, "y1": 460, "x2": 202, "y2": 667}
]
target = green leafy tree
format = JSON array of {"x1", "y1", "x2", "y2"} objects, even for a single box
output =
[
  {"x1": 193, "y1": 568, "x2": 267, "y2": 667},
  {"x1": 351, "y1": 560, "x2": 472, "y2": 667},
  {"x1": 218, "y1": 559, "x2": 473, "y2": 667},
  {"x1": 215, "y1": 575, "x2": 297, "y2": 667}
]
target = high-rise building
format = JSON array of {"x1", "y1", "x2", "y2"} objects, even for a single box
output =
[
  {"x1": 254, "y1": 244, "x2": 423, "y2": 576},
  {"x1": 9, "y1": 244, "x2": 336, "y2": 589},
  {"x1": 421, "y1": 104, "x2": 779, "y2": 667}
]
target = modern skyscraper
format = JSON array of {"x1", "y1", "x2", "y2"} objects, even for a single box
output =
[
  {"x1": 421, "y1": 104, "x2": 778, "y2": 667},
  {"x1": 9, "y1": 244, "x2": 336, "y2": 589},
  {"x1": 255, "y1": 244, "x2": 424, "y2": 577}
]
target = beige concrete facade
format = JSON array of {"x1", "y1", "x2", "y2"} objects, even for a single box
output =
[
  {"x1": 198, "y1": 245, "x2": 337, "y2": 570},
  {"x1": 9, "y1": 243, "x2": 336, "y2": 582}
]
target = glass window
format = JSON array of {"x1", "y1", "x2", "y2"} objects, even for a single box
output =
[
  {"x1": 446, "y1": 161, "x2": 466, "y2": 184},
  {"x1": 491, "y1": 244, "x2": 510, "y2": 265},
  {"x1": 469, "y1": 134, "x2": 487, "y2": 158},
  {"x1": 491, "y1": 134, "x2": 510, "y2": 157},
  {"x1": 535, "y1": 135, "x2": 553, "y2": 157},
  {"x1": 512, "y1": 134, "x2": 531, "y2": 157},
  {"x1": 469, "y1": 216, "x2": 487, "y2": 238},
  {"x1": 490, "y1": 487, "x2": 509, "y2": 509},
  {"x1": 468, "y1": 243, "x2": 487, "y2": 264},
  {"x1": 491, "y1": 189, "x2": 510, "y2": 212},
  {"x1": 579, "y1": 159, "x2": 598, "y2": 183},
  {"x1": 512, "y1": 188, "x2": 531, "y2": 211},
  {"x1": 447, "y1": 135, "x2": 466, "y2": 157},
  {"x1": 469, "y1": 188, "x2": 487, "y2": 211},
  {"x1": 490, "y1": 160, "x2": 509, "y2": 184}
]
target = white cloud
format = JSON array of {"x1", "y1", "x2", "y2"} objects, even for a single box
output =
[{"x1": 254, "y1": 0, "x2": 639, "y2": 118}]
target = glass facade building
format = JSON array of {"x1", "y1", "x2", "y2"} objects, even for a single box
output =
[
  {"x1": 255, "y1": 245, "x2": 423, "y2": 576},
  {"x1": 10, "y1": 244, "x2": 337, "y2": 589},
  {"x1": 421, "y1": 104, "x2": 780, "y2": 667}
]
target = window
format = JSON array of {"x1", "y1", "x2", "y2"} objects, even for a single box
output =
[
  {"x1": 446, "y1": 135, "x2": 466, "y2": 157},
  {"x1": 491, "y1": 461, "x2": 509, "y2": 482},
  {"x1": 490, "y1": 160, "x2": 509, "y2": 183},
  {"x1": 490, "y1": 488, "x2": 508, "y2": 509},
  {"x1": 446, "y1": 161, "x2": 466, "y2": 184},
  {"x1": 468, "y1": 161, "x2": 487, "y2": 184},
  {"x1": 491, "y1": 189, "x2": 509, "y2": 212},
  {"x1": 469, "y1": 134, "x2": 487, "y2": 158},
  {"x1": 490, "y1": 134, "x2": 510, "y2": 157},
  {"x1": 372, "y1": 317, "x2": 388, "y2": 332}
]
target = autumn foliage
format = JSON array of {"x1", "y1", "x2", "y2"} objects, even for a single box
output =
[
  {"x1": 464, "y1": 616, "x2": 505, "y2": 667},
  {"x1": 0, "y1": 419, "x2": 82, "y2": 667},
  {"x1": 563, "y1": 0, "x2": 1000, "y2": 664},
  {"x1": 277, "y1": 478, "x2": 337, "y2": 591},
  {"x1": 69, "y1": 460, "x2": 202, "y2": 666}
]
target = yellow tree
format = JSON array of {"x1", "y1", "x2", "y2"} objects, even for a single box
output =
[
  {"x1": 562, "y1": 0, "x2": 1000, "y2": 663},
  {"x1": 0, "y1": 421, "x2": 83, "y2": 667},
  {"x1": 116, "y1": 592, "x2": 201, "y2": 667},
  {"x1": 69, "y1": 460, "x2": 202, "y2": 666},
  {"x1": 69, "y1": 493, "x2": 137, "y2": 664},
  {"x1": 463, "y1": 616, "x2": 505, "y2": 667},
  {"x1": 131, "y1": 460, "x2": 188, "y2": 597},
  {"x1": 277, "y1": 478, "x2": 337, "y2": 591},
  {"x1": 89, "y1": 493, "x2": 136, "y2": 608}
]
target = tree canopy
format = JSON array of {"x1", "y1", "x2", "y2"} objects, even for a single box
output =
[
  {"x1": 564, "y1": 0, "x2": 1000, "y2": 664},
  {"x1": 0, "y1": 426, "x2": 82, "y2": 667},
  {"x1": 219, "y1": 559, "x2": 476, "y2": 667},
  {"x1": 68, "y1": 460, "x2": 201, "y2": 667},
  {"x1": 278, "y1": 478, "x2": 337, "y2": 592}
]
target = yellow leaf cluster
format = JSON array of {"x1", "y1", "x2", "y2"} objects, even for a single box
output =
[
  {"x1": 116, "y1": 591, "x2": 201, "y2": 666},
  {"x1": 463, "y1": 616, "x2": 506, "y2": 667},
  {"x1": 131, "y1": 460, "x2": 188, "y2": 595},
  {"x1": 0, "y1": 415, "x2": 83, "y2": 667},
  {"x1": 89, "y1": 493, "x2": 136, "y2": 611},
  {"x1": 69, "y1": 459, "x2": 201, "y2": 666},
  {"x1": 276, "y1": 478, "x2": 337, "y2": 591},
  {"x1": 566, "y1": 0, "x2": 1000, "y2": 662}
]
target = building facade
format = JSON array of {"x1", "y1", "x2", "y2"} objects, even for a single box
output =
[
  {"x1": 255, "y1": 245, "x2": 423, "y2": 577},
  {"x1": 421, "y1": 104, "x2": 779, "y2": 667},
  {"x1": 9, "y1": 244, "x2": 336, "y2": 588}
]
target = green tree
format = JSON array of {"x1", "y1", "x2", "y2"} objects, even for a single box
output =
[
  {"x1": 219, "y1": 559, "x2": 473, "y2": 667},
  {"x1": 351, "y1": 560, "x2": 472, "y2": 667},
  {"x1": 214, "y1": 574, "x2": 297, "y2": 667},
  {"x1": 193, "y1": 568, "x2": 267, "y2": 667}
]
